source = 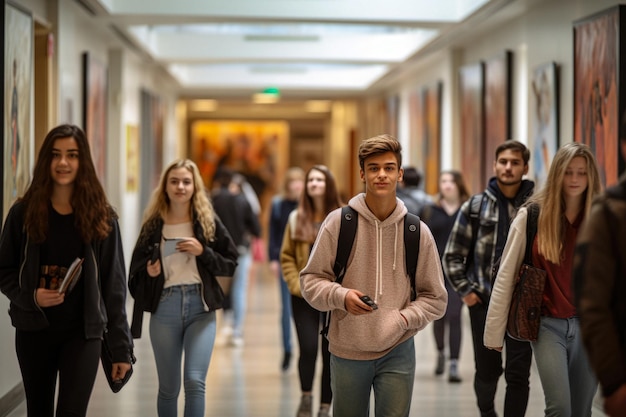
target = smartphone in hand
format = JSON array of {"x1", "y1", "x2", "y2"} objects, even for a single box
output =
[
  {"x1": 360, "y1": 295, "x2": 378, "y2": 310},
  {"x1": 150, "y1": 243, "x2": 160, "y2": 263}
]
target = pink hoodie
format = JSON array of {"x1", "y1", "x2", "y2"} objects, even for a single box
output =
[{"x1": 300, "y1": 193, "x2": 447, "y2": 360}]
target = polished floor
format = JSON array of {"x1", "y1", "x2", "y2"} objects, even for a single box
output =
[{"x1": 8, "y1": 262, "x2": 607, "y2": 416}]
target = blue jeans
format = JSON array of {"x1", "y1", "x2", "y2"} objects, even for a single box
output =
[
  {"x1": 150, "y1": 284, "x2": 217, "y2": 417},
  {"x1": 279, "y1": 270, "x2": 293, "y2": 354},
  {"x1": 331, "y1": 337, "x2": 415, "y2": 417},
  {"x1": 532, "y1": 317, "x2": 597, "y2": 417},
  {"x1": 232, "y1": 250, "x2": 252, "y2": 337}
]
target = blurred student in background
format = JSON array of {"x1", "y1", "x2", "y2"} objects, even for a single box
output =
[
  {"x1": 212, "y1": 168, "x2": 261, "y2": 347},
  {"x1": 281, "y1": 165, "x2": 342, "y2": 417},
  {"x1": 268, "y1": 167, "x2": 305, "y2": 370},
  {"x1": 420, "y1": 170, "x2": 470, "y2": 383}
]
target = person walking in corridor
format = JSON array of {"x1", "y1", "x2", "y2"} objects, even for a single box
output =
[
  {"x1": 0, "y1": 124, "x2": 134, "y2": 417},
  {"x1": 443, "y1": 140, "x2": 534, "y2": 417},
  {"x1": 300, "y1": 135, "x2": 447, "y2": 417},
  {"x1": 129, "y1": 159, "x2": 239, "y2": 417}
]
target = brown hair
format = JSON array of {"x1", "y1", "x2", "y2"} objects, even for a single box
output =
[
  {"x1": 437, "y1": 170, "x2": 470, "y2": 204},
  {"x1": 495, "y1": 140, "x2": 530, "y2": 165},
  {"x1": 294, "y1": 165, "x2": 342, "y2": 242},
  {"x1": 358, "y1": 134, "x2": 402, "y2": 171},
  {"x1": 21, "y1": 124, "x2": 114, "y2": 243}
]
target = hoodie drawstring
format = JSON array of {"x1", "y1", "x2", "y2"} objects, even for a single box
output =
[{"x1": 374, "y1": 219, "x2": 400, "y2": 303}]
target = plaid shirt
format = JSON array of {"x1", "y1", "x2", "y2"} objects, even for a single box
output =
[{"x1": 443, "y1": 179, "x2": 534, "y2": 300}]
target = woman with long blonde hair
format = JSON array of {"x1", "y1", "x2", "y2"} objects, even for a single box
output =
[
  {"x1": 129, "y1": 159, "x2": 239, "y2": 417},
  {"x1": 485, "y1": 142, "x2": 602, "y2": 416}
]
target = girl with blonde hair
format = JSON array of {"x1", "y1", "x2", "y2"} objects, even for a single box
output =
[
  {"x1": 485, "y1": 142, "x2": 602, "y2": 416},
  {"x1": 129, "y1": 159, "x2": 239, "y2": 417}
]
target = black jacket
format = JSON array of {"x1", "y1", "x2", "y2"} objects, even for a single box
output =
[
  {"x1": 128, "y1": 215, "x2": 238, "y2": 338},
  {"x1": 0, "y1": 201, "x2": 134, "y2": 364}
]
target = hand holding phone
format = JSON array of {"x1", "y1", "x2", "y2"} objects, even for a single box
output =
[
  {"x1": 150, "y1": 243, "x2": 160, "y2": 264},
  {"x1": 359, "y1": 295, "x2": 378, "y2": 310}
]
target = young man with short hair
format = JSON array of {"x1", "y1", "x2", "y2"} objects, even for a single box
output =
[
  {"x1": 443, "y1": 140, "x2": 534, "y2": 417},
  {"x1": 300, "y1": 134, "x2": 447, "y2": 417}
]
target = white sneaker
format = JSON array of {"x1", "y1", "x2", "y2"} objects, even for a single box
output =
[{"x1": 230, "y1": 335, "x2": 244, "y2": 348}]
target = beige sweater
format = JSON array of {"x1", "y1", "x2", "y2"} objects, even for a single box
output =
[{"x1": 300, "y1": 194, "x2": 447, "y2": 360}]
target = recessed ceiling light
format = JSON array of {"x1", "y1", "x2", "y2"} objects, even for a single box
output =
[{"x1": 190, "y1": 99, "x2": 218, "y2": 111}]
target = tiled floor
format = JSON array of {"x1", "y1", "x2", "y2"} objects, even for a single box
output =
[{"x1": 7, "y1": 263, "x2": 607, "y2": 416}]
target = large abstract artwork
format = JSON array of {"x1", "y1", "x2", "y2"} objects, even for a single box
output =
[
  {"x1": 139, "y1": 89, "x2": 164, "y2": 211},
  {"x1": 574, "y1": 5, "x2": 626, "y2": 186},
  {"x1": 3, "y1": 1, "x2": 33, "y2": 220},
  {"x1": 484, "y1": 51, "x2": 512, "y2": 185},
  {"x1": 531, "y1": 62, "x2": 559, "y2": 189},
  {"x1": 458, "y1": 63, "x2": 484, "y2": 195},
  {"x1": 82, "y1": 52, "x2": 108, "y2": 185},
  {"x1": 408, "y1": 88, "x2": 425, "y2": 177},
  {"x1": 190, "y1": 120, "x2": 289, "y2": 209},
  {"x1": 423, "y1": 82, "x2": 442, "y2": 195}
]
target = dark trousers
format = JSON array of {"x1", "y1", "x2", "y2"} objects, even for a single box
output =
[
  {"x1": 468, "y1": 302, "x2": 532, "y2": 417},
  {"x1": 433, "y1": 281, "x2": 463, "y2": 359},
  {"x1": 291, "y1": 295, "x2": 332, "y2": 404},
  {"x1": 16, "y1": 328, "x2": 101, "y2": 417}
]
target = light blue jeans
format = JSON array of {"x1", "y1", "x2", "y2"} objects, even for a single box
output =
[
  {"x1": 150, "y1": 284, "x2": 217, "y2": 417},
  {"x1": 232, "y1": 250, "x2": 252, "y2": 338},
  {"x1": 531, "y1": 317, "x2": 597, "y2": 417},
  {"x1": 278, "y1": 270, "x2": 293, "y2": 354},
  {"x1": 331, "y1": 337, "x2": 415, "y2": 417}
]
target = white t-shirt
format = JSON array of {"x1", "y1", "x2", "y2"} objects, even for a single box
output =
[{"x1": 161, "y1": 222, "x2": 202, "y2": 288}]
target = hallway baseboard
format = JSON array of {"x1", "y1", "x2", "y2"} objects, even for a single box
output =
[{"x1": 0, "y1": 383, "x2": 24, "y2": 417}]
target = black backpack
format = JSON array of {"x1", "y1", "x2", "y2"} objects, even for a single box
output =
[{"x1": 321, "y1": 206, "x2": 421, "y2": 336}]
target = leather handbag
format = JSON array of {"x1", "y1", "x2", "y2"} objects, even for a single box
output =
[
  {"x1": 101, "y1": 332, "x2": 136, "y2": 393},
  {"x1": 506, "y1": 263, "x2": 547, "y2": 342}
]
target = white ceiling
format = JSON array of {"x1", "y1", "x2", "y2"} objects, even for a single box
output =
[{"x1": 83, "y1": 0, "x2": 511, "y2": 99}]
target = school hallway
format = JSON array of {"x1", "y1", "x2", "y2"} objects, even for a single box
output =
[{"x1": 7, "y1": 262, "x2": 606, "y2": 417}]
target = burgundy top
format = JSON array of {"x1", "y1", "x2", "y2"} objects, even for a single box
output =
[{"x1": 532, "y1": 211, "x2": 584, "y2": 318}]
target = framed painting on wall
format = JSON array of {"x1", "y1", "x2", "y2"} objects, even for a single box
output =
[
  {"x1": 3, "y1": 1, "x2": 33, "y2": 220},
  {"x1": 484, "y1": 51, "x2": 512, "y2": 186},
  {"x1": 189, "y1": 120, "x2": 289, "y2": 210},
  {"x1": 423, "y1": 82, "x2": 442, "y2": 196},
  {"x1": 386, "y1": 95, "x2": 400, "y2": 139},
  {"x1": 531, "y1": 62, "x2": 559, "y2": 189},
  {"x1": 458, "y1": 63, "x2": 484, "y2": 195},
  {"x1": 139, "y1": 89, "x2": 164, "y2": 211},
  {"x1": 82, "y1": 52, "x2": 108, "y2": 185},
  {"x1": 125, "y1": 124, "x2": 139, "y2": 192},
  {"x1": 574, "y1": 5, "x2": 626, "y2": 187},
  {"x1": 408, "y1": 88, "x2": 425, "y2": 175}
]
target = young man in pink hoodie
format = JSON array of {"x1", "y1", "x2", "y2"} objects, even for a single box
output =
[{"x1": 300, "y1": 134, "x2": 448, "y2": 417}]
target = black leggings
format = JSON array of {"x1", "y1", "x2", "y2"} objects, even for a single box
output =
[
  {"x1": 291, "y1": 295, "x2": 332, "y2": 404},
  {"x1": 433, "y1": 282, "x2": 463, "y2": 359},
  {"x1": 16, "y1": 328, "x2": 101, "y2": 417}
]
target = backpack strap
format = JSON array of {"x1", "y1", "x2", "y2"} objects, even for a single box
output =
[
  {"x1": 404, "y1": 213, "x2": 421, "y2": 301},
  {"x1": 333, "y1": 206, "x2": 358, "y2": 285},
  {"x1": 467, "y1": 193, "x2": 485, "y2": 267}
]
